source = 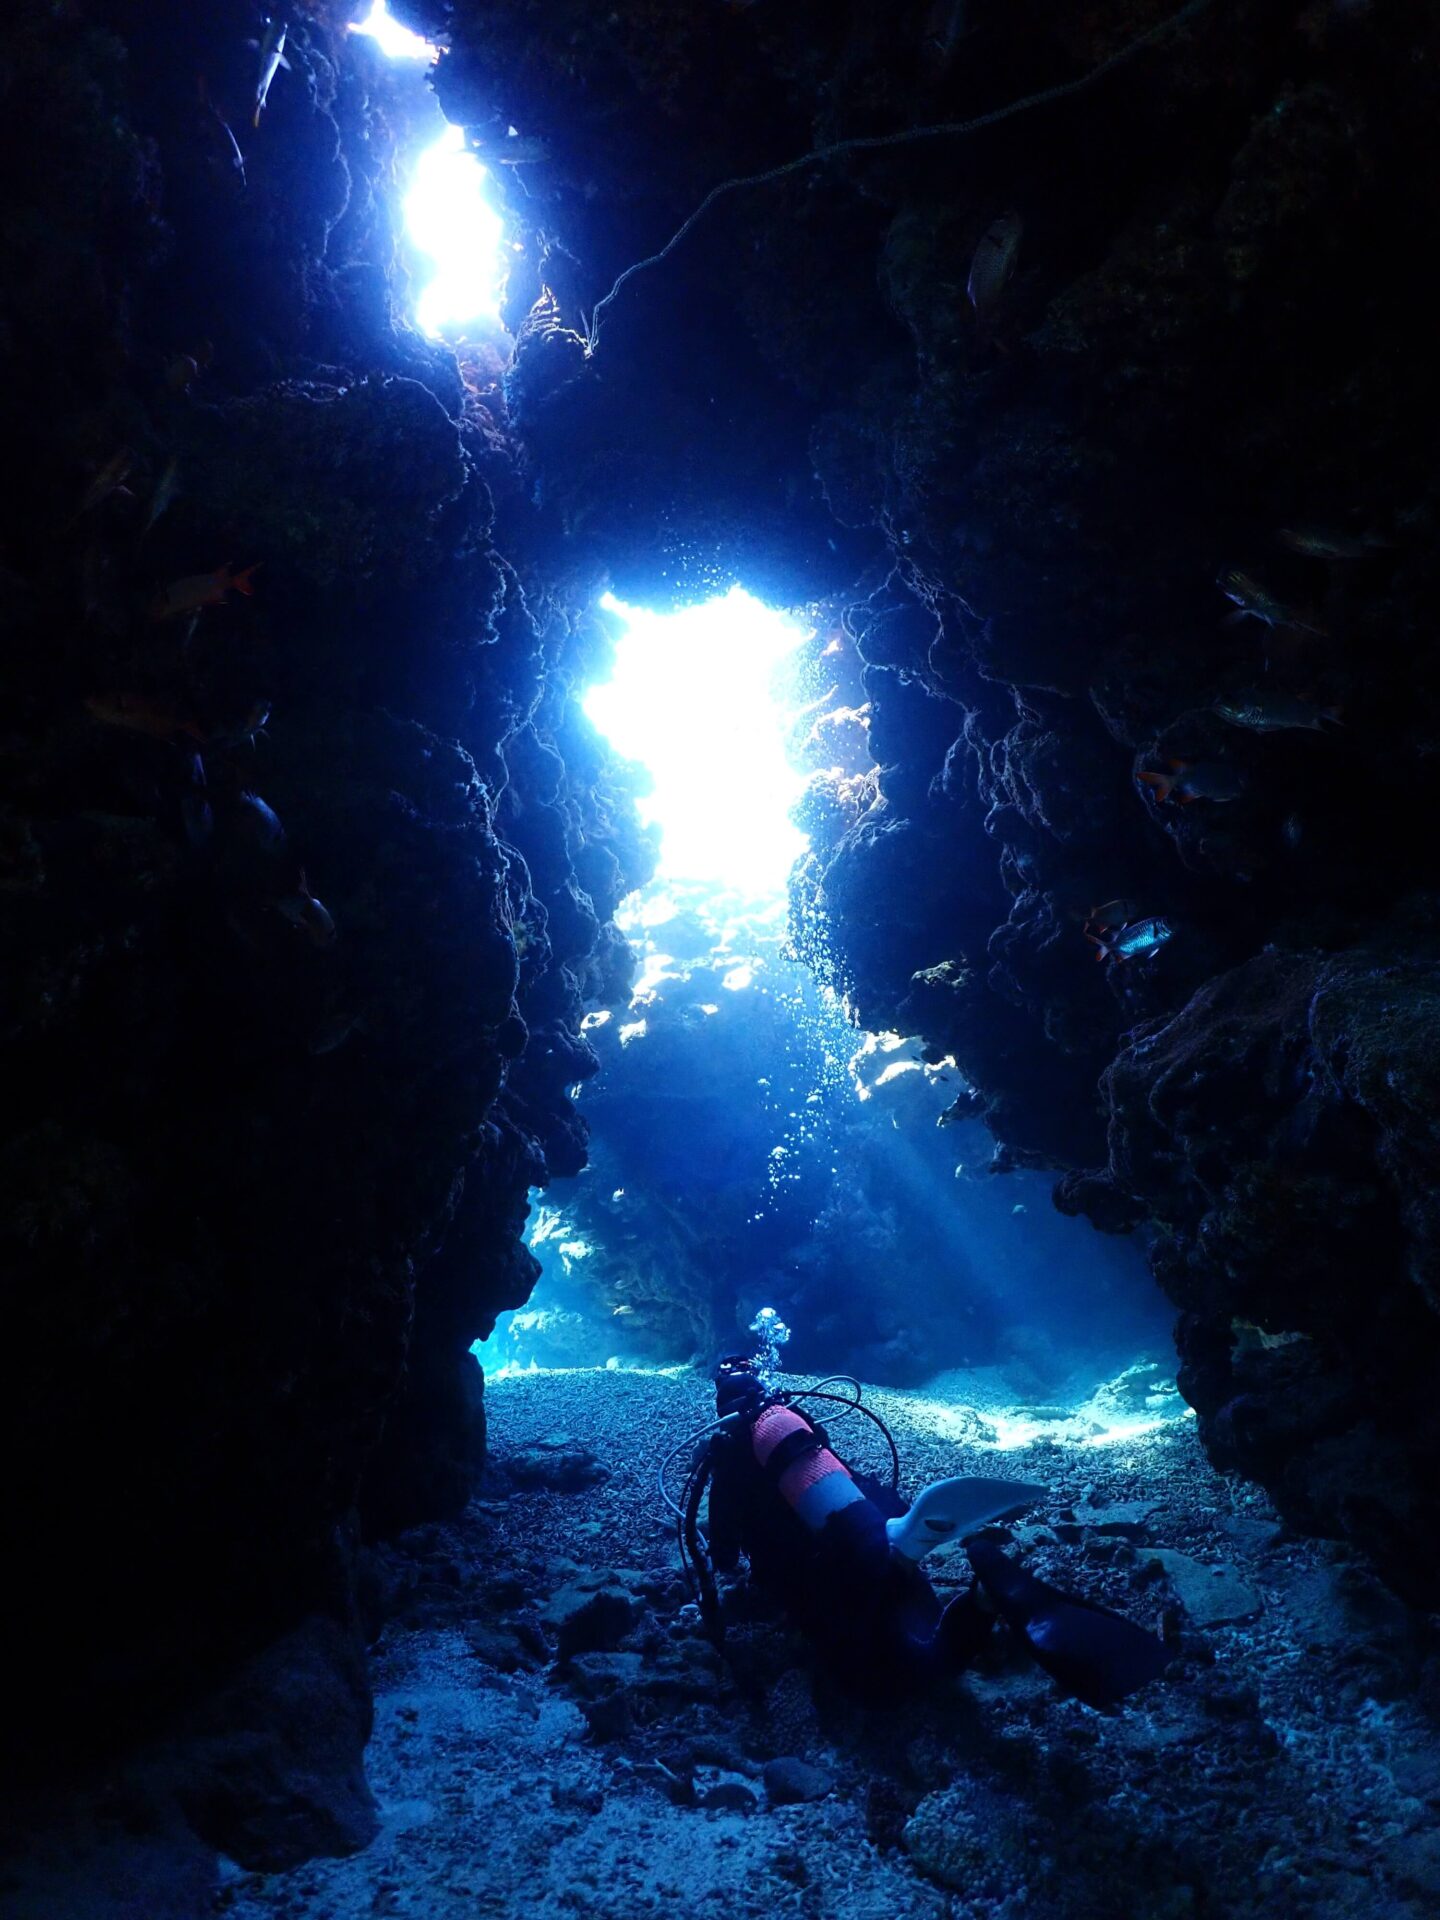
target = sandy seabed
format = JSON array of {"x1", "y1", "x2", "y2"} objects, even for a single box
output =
[{"x1": 207, "y1": 1360, "x2": 1440, "y2": 1920}]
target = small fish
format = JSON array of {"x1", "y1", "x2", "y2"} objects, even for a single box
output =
[
  {"x1": 1278, "y1": 525, "x2": 1392, "y2": 561},
  {"x1": 1232, "y1": 1320, "x2": 1307, "y2": 1353},
  {"x1": 0, "y1": 813, "x2": 44, "y2": 891},
  {"x1": 1214, "y1": 688, "x2": 1342, "y2": 733},
  {"x1": 208, "y1": 699, "x2": 272, "y2": 747},
  {"x1": 1138, "y1": 758, "x2": 1246, "y2": 805},
  {"x1": 180, "y1": 753, "x2": 214, "y2": 848},
  {"x1": 1087, "y1": 916, "x2": 1174, "y2": 964},
  {"x1": 85, "y1": 691, "x2": 204, "y2": 741},
  {"x1": 231, "y1": 789, "x2": 286, "y2": 851},
  {"x1": 476, "y1": 134, "x2": 551, "y2": 166},
  {"x1": 150, "y1": 561, "x2": 258, "y2": 620},
  {"x1": 1217, "y1": 569, "x2": 1324, "y2": 634},
  {"x1": 142, "y1": 458, "x2": 181, "y2": 538},
  {"x1": 71, "y1": 449, "x2": 132, "y2": 523},
  {"x1": 198, "y1": 75, "x2": 246, "y2": 187},
  {"x1": 309, "y1": 1004, "x2": 361, "y2": 1055},
  {"x1": 273, "y1": 872, "x2": 336, "y2": 945},
  {"x1": 1011, "y1": 1203, "x2": 1027, "y2": 1216},
  {"x1": 253, "y1": 18, "x2": 290, "y2": 128},
  {"x1": 612, "y1": 1304, "x2": 635, "y2": 1316},
  {"x1": 967, "y1": 212, "x2": 1023, "y2": 346},
  {"x1": 166, "y1": 342, "x2": 213, "y2": 393},
  {"x1": 1085, "y1": 897, "x2": 1147, "y2": 933},
  {"x1": 922, "y1": 0, "x2": 970, "y2": 69}
]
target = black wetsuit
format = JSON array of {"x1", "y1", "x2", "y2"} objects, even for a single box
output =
[{"x1": 705, "y1": 1401, "x2": 994, "y2": 1697}]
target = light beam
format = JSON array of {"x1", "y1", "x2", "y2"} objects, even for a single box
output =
[{"x1": 583, "y1": 589, "x2": 809, "y2": 899}]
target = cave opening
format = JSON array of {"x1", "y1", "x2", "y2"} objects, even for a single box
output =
[
  {"x1": 480, "y1": 582, "x2": 1176, "y2": 1434},
  {"x1": 352, "y1": 1, "x2": 510, "y2": 341}
]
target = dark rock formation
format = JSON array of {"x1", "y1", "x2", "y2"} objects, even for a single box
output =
[{"x1": 0, "y1": 0, "x2": 650, "y2": 1783}]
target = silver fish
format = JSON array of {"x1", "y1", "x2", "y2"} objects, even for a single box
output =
[
  {"x1": 1217, "y1": 568, "x2": 1323, "y2": 634},
  {"x1": 253, "y1": 18, "x2": 290, "y2": 128},
  {"x1": 1088, "y1": 916, "x2": 1174, "y2": 963},
  {"x1": 473, "y1": 130, "x2": 551, "y2": 167},
  {"x1": 142, "y1": 457, "x2": 181, "y2": 538},
  {"x1": 967, "y1": 212, "x2": 1023, "y2": 343},
  {"x1": 1278, "y1": 525, "x2": 1392, "y2": 561},
  {"x1": 1214, "y1": 689, "x2": 1342, "y2": 733}
]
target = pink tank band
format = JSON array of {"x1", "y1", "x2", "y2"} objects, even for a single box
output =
[
  {"x1": 751, "y1": 1404, "x2": 864, "y2": 1530},
  {"x1": 751, "y1": 1403, "x2": 811, "y2": 1465}
]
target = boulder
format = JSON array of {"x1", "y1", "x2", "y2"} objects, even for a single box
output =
[
  {"x1": 1144, "y1": 1550, "x2": 1263, "y2": 1628},
  {"x1": 544, "y1": 1578, "x2": 644, "y2": 1659},
  {"x1": 507, "y1": 1435, "x2": 608, "y2": 1492},
  {"x1": 763, "y1": 1757, "x2": 836, "y2": 1806}
]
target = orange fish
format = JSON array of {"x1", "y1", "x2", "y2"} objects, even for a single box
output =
[
  {"x1": 1084, "y1": 897, "x2": 1148, "y2": 933},
  {"x1": 150, "y1": 561, "x2": 259, "y2": 620},
  {"x1": 85, "y1": 691, "x2": 205, "y2": 741},
  {"x1": 1138, "y1": 758, "x2": 1246, "y2": 806}
]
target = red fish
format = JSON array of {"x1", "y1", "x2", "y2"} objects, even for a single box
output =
[
  {"x1": 1138, "y1": 758, "x2": 1246, "y2": 805},
  {"x1": 150, "y1": 561, "x2": 259, "y2": 620},
  {"x1": 1084, "y1": 897, "x2": 1148, "y2": 933},
  {"x1": 85, "y1": 692, "x2": 205, "y2": 741}
]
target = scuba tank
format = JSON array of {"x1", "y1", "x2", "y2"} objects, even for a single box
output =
[{"x1": 674, "y1": 1352, "x2": 1171, "y2": 1710}]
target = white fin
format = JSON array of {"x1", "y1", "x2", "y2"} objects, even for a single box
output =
[{"x1": 886, "y1": 1476, "x2": 1046, "y2": 1563}]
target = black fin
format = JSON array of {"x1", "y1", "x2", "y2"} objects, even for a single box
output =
[{"x1": 966, "y1": 1536, "x2": 1171, "y2": 1711}]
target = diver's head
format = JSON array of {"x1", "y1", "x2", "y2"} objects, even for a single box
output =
[{"x1": 714, "y1": 1353, "x2": 766, "y2": 1421}]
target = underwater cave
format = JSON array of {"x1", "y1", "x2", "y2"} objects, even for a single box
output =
[{"x1": 3, "y1": 3, "x2": 1440, "y2": 1916}]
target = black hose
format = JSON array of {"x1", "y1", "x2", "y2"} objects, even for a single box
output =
[{"x1": 682, "y1": 1450, "x2": 724, "y2": 1645}]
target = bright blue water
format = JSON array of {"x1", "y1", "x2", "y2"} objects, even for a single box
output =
[{"x1": 479, "y1": 592, "x2": 1171, "y2": 1394}]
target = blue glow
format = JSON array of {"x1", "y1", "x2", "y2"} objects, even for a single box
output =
[
  {"x1": 403, "y1": 123, "x2": 506, "y2": 337},
  {"x1": 584, "y1": 590, "x2": 809, "y2": 897},
  {"x1": 348, "y1": 1, "x2": 437, "y2": 63}
]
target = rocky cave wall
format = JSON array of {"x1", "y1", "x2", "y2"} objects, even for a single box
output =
[
  {"x1": 422, "y1": 0, "x2": 1440, "y2": 1602},
  {"x1": 0, "y1": 0, "x2": 677, "y2": 1772}
]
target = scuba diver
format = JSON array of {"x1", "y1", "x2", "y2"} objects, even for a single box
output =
[{"x1": 666, "y1": 1353, "x2": 1171, "y2": 1711}]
